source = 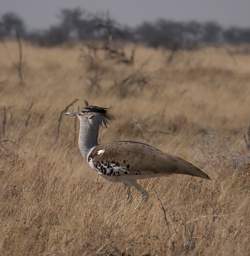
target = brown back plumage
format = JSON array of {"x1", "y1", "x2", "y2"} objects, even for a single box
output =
[{"x1": 89, "y1": 141, "x2": 210, "y2": 179}]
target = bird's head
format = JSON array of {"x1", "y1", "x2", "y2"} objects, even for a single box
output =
[{"x1": 64, "y1": 101, "x2": 112, "y2": 128}]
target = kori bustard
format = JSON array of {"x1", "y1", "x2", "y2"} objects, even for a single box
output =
[{"x1": 65, "y1": 102, "x2": 210, "y2": 201}]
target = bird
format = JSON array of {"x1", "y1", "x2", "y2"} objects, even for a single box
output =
[{"x1": 65, "y1": 101, "x2": 210, "y2": 201}]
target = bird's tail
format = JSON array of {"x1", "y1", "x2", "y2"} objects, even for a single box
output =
[{"x1": 175, "y1": 157, "x2": 210, "y2": 180}]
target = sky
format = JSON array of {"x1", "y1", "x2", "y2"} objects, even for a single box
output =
[{"x1": 1, "y1": 0, "x2": 250, "y2": 29}]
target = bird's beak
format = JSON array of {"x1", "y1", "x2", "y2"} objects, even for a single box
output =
[{"x1": 64, "y1": 111, "x2": 78, "y2": 117}]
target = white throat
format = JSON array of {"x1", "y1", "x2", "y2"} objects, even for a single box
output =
[{"x1": 78, "y1": 118, "x2": 99, "y2": 158}]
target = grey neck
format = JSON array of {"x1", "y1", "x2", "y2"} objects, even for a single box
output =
[{"x1": 78, "y1": 118, "x2": 99, "y2": 158}]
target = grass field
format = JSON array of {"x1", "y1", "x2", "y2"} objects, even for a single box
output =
[{"x1": 0, "y1": 41, "x2": 250, "y2": 255}]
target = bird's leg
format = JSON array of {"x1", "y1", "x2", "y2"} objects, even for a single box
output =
[
  {"x1": 123, "y1": 179, "x2": 149, "y2": 203},
  {"x1": 123, "y1": 184, "x2": 133, "y2": 203},
  {"x1": 133, "y1": 181, "x2": 149, "y2": 202}
]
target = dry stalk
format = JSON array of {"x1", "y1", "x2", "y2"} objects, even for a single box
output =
[
  {"x1": 166, "y1": 44, "x2": 180, "y2": 64},
  {"x1": 120, "y1": 72, "x2": 149, "y2": 97},
  {"x1": 183, "y1": 223, "x2": 195, "y2": 251},
  {"x1": 1, "y1": 107, "x2": 7, "y2": 138},
  {"x1": 185, "y1": 214, "x2": 229, "y2": 225},
  {"x1": 102, "y1": 43, "x2": 136, "y2": 66},
  {"x1": 112, "y1": 60, "x2": 150, "y2": 97},
  {"x1": 81, "y1": 42, "x2": 103, "y2": 72},
  {"x1": 85, "y1": 68, "x2": 104, "y2": 94},
  {"x1": 56, "y1": 99, "x2": 79, "y2": 141},
  {"x1": 85, "y1": 41, "x2": 100, "y2": 58},
  {"x1": 153, "y1": 190, "x2": 171, "y2": 235},
  {"x1": 24, "y1": 102, "x2": 34, "y2": 127},
  {"x1": 16, "y1": 31, "x2": 25, "y2": 85},
  {"x1": 118, "y1": 50, "x2": 135, "y2": 65},
  {"x1": 224, "y1": 47, "x2": 238, "y2": 66},
  {"x1": 80, "y1": 43, "x2": 106, "y2": 94}
]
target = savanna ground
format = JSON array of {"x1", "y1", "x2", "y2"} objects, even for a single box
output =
[{"x1": 0, "y1": 41, "x2": 250, "y2": 256}]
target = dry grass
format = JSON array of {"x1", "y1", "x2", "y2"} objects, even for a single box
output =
[{"x1": 0, "y1": 41, "x2": 250, "y2": 256}]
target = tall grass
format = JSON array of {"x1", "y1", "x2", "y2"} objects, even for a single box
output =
[{"x1": 0, "y1": 41, "x2": 250, "y2": 255}]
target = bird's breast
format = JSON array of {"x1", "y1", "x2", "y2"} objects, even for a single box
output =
[{"x1": 88, "y1": 157, "x2": 130, "y2": 177}]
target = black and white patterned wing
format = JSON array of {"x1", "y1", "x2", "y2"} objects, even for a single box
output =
[{"x1": 87, "y1": 141, "x2": 210, "y2": 179}]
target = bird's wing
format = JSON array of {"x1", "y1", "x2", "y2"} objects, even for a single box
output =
[{"x1": 88, "y1": 141, "x2": 210, "y2": 179}]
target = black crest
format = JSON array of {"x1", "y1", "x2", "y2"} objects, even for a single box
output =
[
  {"x1": 81, "y1": 101, "x2": 113, "y2": 125},
  {"x1": 82, "y1": 105, "x2": 108, "y2": 114}
]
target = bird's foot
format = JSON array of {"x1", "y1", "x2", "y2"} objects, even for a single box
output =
[
  {"x1": 134, "y1": 191, "x2": 149, "y2": 209},
  {"x1": 123, "y1": 184, "x2": 133, "y2": 203},
  {"x1": 141, "y1": 191, "x2": 149, "y2": 202}
]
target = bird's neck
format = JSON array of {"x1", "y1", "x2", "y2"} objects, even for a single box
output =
[{"x1": 78, "y1": 119, "x2": 99, "y2": 158}]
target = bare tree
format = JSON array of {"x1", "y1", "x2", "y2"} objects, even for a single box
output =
[{"x1": 1, "y1": 12, "x2": 26, "y2": 38}]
